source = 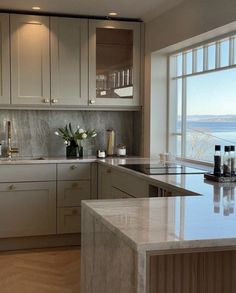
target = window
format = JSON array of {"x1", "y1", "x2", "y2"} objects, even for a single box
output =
[{"x1": 169, "y1": 35, "x2": 236, "y2": 163}]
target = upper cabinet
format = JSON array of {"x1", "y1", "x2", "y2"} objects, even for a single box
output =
[
  {"x1": 0, "y1": 14, "x2": 10, "y2": 105},
  {"x1": 88, "y1": 20, "x2": 141, "y2": 107},
  {"x1": 0, "y1": 14, "x2": 142, "y2": 109},
  {"x1": 50, "y1": 17, "x2": 88, "y2": 106},
  {"x1": 10, "y1": 14, "x2": 50, "y2": 106}
]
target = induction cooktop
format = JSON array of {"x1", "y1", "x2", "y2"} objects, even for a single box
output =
[{"x1": 119, "y1": 163, "x2": 207, "y2": 175}]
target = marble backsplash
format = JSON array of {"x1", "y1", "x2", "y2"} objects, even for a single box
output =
[{"x1": 0, "y1": 110, "x2": 141, "y2": 158}]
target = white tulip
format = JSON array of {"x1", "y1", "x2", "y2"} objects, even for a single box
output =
[
  {"x1": 54, "y1": 131, "x2": 59, "y2": 136},
  {"x1": 64, "y1": 140, "x2": 69, "y2": 145},
  {"x1": 77, "y1": 125, "x2": 80, "y2": 129},
  {"x1": 82, "y1": 133, "x2": 87, "y2": 139},
  {"x1": 91, "y1": 133, "x2": 97, "y2": 137},
  {"x1": 79, "y1": 128, "x2": 84, "y2": 134}
]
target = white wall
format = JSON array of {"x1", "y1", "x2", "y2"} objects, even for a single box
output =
[
  {"x1": 144, "y1": 0, "x2": 236, "y2": 157},
  {"x1": 146, "y1": 0, "x2": 236, "y2": 53}
]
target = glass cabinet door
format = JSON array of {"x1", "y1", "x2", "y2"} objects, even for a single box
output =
[{"x1": 89, "y1": 20, "x2": 141, "y2": 107}]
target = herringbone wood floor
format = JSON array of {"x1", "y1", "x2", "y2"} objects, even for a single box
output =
[{"x1": 0, "y1": 247, "x2": 81, "y2": 293}]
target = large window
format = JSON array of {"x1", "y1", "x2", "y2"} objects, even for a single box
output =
[{"x1": 169, "y1": 35, "x2": 236, "y2": 163}]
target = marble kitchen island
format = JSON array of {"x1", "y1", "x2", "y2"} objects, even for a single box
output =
[{"x1": 81, "y1": 191, "x2": 236, "y2": 293}]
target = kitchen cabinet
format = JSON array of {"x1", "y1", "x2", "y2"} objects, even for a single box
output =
[
  {"x1": 98, "y1": 164, "x2": 149, "y2": 199},
  {"x1": 0, "y1": 181, "x2": 56, "y2": 238},
  {"x1": 0, "y1": 14, "x2": 10, "y2": 105},
  {"x1": 0, "y1": 13, "x2": 142, "y2": 109},
  {"x1": 0, "y1": 164, "x2": 57, "y2": 239},
  {"x1": 88, "y1": 20, "x2": 141, "y2": 107},
  {"x1": 57, "y1": 163, "x2": 91, "y2": 234},
  {"x1": 10, "y1": 14, "x2": 50, "y2": 106},
  {"x1": 50, "y1": 17, "x2": 88, "y2": 106},
  {"x1": 98, "y1": 164, "x2": 113, "y2": 199}
]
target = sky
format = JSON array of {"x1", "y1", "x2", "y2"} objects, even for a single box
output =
[{"x1": 176, "y1": 40, "x2": 236, "y2": 116}]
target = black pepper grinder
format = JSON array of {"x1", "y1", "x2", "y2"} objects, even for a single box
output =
[
  {"x1": 213, "y1": 145, "x2": 221, "y2": 176},
  {"x1": 223, "y1": 146, "x2": 231, "y2": 177},
  {"x1": 230, "y1": 145, "x2": 235, "y2": 176}
]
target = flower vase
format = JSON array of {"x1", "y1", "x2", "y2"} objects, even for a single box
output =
[
  {"x1": 78, "y1": 142, "x2": 83, "y2": 158},
  {"x1": 66, "y1": 141, "x2": 77, "y2": 158}
]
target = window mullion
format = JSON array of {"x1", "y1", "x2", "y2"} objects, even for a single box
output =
[
  {"x1": 229, "y1": 37, "x2": 234, "y2": 66},
  {"x1": 181, "y1": 77, "x2": 187, "y2": 158},
  {"x1": 203, "y1": 46, "x2": 208, "y2": 71},
  {"x1": 216, "y1": 41, "x2": 221, "y2": 68}
]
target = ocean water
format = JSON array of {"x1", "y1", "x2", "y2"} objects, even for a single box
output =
[{"x1": 178, "y1": 121, "x2": 236, "y2": 162}]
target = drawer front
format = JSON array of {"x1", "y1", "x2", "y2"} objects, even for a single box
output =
[
  {"x1": 0, "y1": 181, "x2": 56, "y2": 238},
  {"x1": 57, "y1": 163, "x2": 90, "y2": 180},
  {"x1": 112, "y1": 169, "x2": 149, "y2": 198},
  {"x1": 57, "y1": 180, "x2": 90, "y2": 207},
  {"x1": 0, "y1": 164, "x2": 56, "y2": 182},
  {"x1": 57, "y1": 207, "x2": 81, "y2": 234}
]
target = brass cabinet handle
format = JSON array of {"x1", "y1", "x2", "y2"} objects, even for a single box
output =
[
  {"x1": 89, "y1": 99, "x2": 95, "y2": 105},
  {"x1": 8, "y1": 184, "x2": 16, "y2": 191},
  {"x1": 70, "y1": 165, "x2": 77, "y2": 170},
  {"x1": 43, "y1": 98, "x2": 50, "y2": 104},
  {"x1": 51, "y1": 99, "x2": 58, "y2": 104}
]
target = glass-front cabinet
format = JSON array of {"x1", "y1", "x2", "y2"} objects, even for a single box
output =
[{"x1": 89, "y1": 20, "x2": 141, "y2": 107}]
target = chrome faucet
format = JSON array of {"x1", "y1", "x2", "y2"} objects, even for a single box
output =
[{"x1": 7, "y1": 121, "x2": 19, "y2": 158}]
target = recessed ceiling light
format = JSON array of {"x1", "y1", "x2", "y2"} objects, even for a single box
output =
[
  {"x1": 108, "y1": 12, "x2": 118, "y2": 16},
  {"x1": 32, "y1": 6, "x2": 41, "y2": 10}
]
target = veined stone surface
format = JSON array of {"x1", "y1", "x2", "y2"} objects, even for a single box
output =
[{"x1": 0, "y1": 110, "x2": 137, "y2": 157}]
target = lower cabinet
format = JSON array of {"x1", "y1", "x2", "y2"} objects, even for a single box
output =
[
  {"x1": 57, "y1": 207, "x2": 81, "y2": 234},
  {"x1": 56, "y1": 180, "x2": 90, "y2": 234},
  {"x1": 0, "y1": 181, "x2": 56, "y2": 238},
  {"x1": 56, "y1": 163, "x2": 91, "y2": 234},
  {"x1": 98, "y1": 164, "x2": 149, "y2": 199},
  {"x1": 98, "y1": 164, "x2": 112, "y2": 199}
]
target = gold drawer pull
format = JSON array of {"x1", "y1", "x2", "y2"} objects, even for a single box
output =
[
  {"x1": 8, "y1": 185, "x2": 16, "y2": 191},
  {"x1": 70, "y1": 165, "x2": 77, "y2": 170}
]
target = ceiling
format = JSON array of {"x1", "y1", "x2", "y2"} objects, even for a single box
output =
[{"x1": 0, "y1": 0, "x2": 183, "y2": 22}]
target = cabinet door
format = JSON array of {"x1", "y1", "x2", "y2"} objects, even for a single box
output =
[
  {"x1": 98, "y1": 164, "x2": 112, "y2": 199},
  {"x1": 51, "y1": 17, "x2": 88, "y2": 106},
  {"x1": 0, "y1": 14, "x2": 10, "y2": 105},
  {"x1": 10, "y1": 14, "x2": 50, "y2": 105},
  {"x1": 89, "y1": 20, "x2": 141, "y2": 107},
  {"x1": 57, "y1": 180, "x2": 90, "y2": 207},
  {"x1": 111, "y1": 169, "x2": 149, "y2": 198},
  {"x1": 57, "y1": 207, "x2": 81, "y2": 234},
  {"x1": 0, "y1": 182, "x2": 56, "y2": 238}
]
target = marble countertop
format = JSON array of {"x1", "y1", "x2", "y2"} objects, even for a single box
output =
[
  {"x1": 82, "y1": 157, "x2": 236, "y2": 252},
  {"x1": 83, "y1": 187, "x2": 236, "y2": 252}
]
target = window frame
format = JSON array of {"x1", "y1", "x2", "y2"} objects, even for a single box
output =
[{"x1": 168, "y1": 32, "x2": 236, "y2": 165}]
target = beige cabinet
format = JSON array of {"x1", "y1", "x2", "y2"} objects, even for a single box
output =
[
  {"x1": 89, "y1": 20, "x2": 141, "y2": 107},
  {"x1": 50, "y1": 17, "x2": 88, "y2": 106},
  {"x1": 10, "y1": 14, "x2": 50, "y2": 105},
  {"x1": 98, "y1": 164, "x2": 113, "y2": 199},
  {"x1": 57, "y1": 180, "x2": 90, "y2": 207},
  {"x1": 0, "y1": 14, "x2": 10, "y2": 105},
  {"x1": 57, "y1": 163, "x2": 91, "y2": 234},
  {"x1": 57, "y1": 207, "x2": 81, "y2": 234},
  {"x1": 98, "y1": 164, "x2": 149, "y2": 199},
  {"x1": 0, "y1": 181, "x2": 56, "y2": 238}
]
